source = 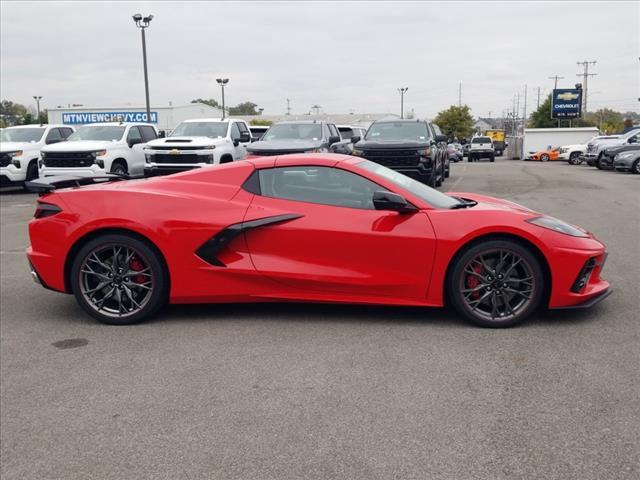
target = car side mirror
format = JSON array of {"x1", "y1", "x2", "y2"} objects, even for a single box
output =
[
  {"x1": 233, "y1": 139, "x2": 240, "y2": 147},
  {"x1": 328, "y1": 135, "x2": 341, "y2": 145},
  {"x1": 351, "y1": 136, "x2": 361, "y2": 143},
  {"x1": 239, "y1": 132, "x2": 251, "y2": 143},
  {"x1": 158, "y1": 131, "x2": 166, "y2": 138},
  {"x1": 435, "y1": 134, "x2": 448, "y2": 143},
  {"x1": 372, "y1": 191, "x2": 418, "y2": 214},
  {"x1": 128, "y1": 138, "x2": 144, "y2": 148},
  {"x1": 46, "y1": 138, "x2": 63, "y2": 145}
]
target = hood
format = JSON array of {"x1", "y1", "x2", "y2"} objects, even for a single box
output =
[
  {"x1": 42, "y1": 140, "x2": 112, "y2": 152},
  {"x1": 355, "y1": 140, "x2": 430, "y2": 149},
  {"x1": 146, "y1": 136, "x2": 224, "y2": 148},
  {"x1": 247, "y1": 139, "x2": 324, "y2": 153},
  {"x1": 448, "y1": 192, "x2": 538, "y2": 215},
  {"x1": 0, "y1": 141, "x2": 41, "y2": 153}
]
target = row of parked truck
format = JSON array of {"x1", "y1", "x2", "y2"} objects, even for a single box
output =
[{"x1": 1, "y1": 117, "x2": 454, "y2": 190}]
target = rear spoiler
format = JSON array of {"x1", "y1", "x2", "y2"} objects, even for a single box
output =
[{"x1": 25, "y1": 173, "x2": 129, "y2": 195}]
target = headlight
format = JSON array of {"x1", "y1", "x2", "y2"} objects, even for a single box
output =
[
  {"x1": 352, "y1": 149, "x2": 364, "y2": 156},
  {"x1": 6, "y1": 151, "x2": 23, "y2": 158},
  {"x1": 95, "y1": 150, "x2": 107, "y2": 157},
  {"x1": 526, "y1": 215, "x2": 589, "y2": 237},
  {"x1": 145, "y1": 153, "x2": 153, "y2": 161},
  {"x1": 418, "y1": 148, "x2": 430, "y2": 157}
]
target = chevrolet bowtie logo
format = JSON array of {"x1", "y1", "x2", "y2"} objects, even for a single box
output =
[
  {"x1": 557, "y1": 92, "x2": 579, "y2": 101},
  {"x1": 169, "y1": 149, "x2": 180, "y2": 154}
]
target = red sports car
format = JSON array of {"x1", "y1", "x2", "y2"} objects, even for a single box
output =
[{"x1": 26, "y1": 154, "x2": 611, "y2": 327}]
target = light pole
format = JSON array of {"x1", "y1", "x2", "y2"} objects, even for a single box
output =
[
  {"x1": 398, "y1": 87, "x2": 408, "y2": 118},
  {"x1": 216, "y1": 78, "x2": 229, "y2": 119},
  {"x1": 33, "y1": 96, "x2": 42, "y2": 121},
  {"x1": 258, "y1": 107, "x2": 264, "y2": 115},
  {"x1": 132, "y1": 13, "x2": 154, "y2": 122}
]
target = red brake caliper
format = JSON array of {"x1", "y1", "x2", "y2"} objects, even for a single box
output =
[
  {"x1": 466, "y1": 264, "x2": 483, "y2": 299},
  {"x1": 129, "y1": 258, "x2": 145, "y2": 284}
]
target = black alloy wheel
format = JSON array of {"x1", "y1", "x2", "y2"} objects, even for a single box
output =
[
  {"x1": 449, "y1": 240, "x2": 544, "y2": 327},
  {"x1": 569, "y1": 152, "x2": 581, "y2": 165},
  {"x1": 71, "y1": 234, "x2": 167, "y2": 325}
]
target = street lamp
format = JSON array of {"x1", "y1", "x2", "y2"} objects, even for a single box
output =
[
  {"x1": 132, "y1": 13, "x2": 154, "y2": 122},
  {"x1": 33, "y1": 96, "x2": 42, "y2": 122},
  {"x1": 258, "y1": 107, "x2": 264, "y2": 115},
  {"x1": 216, "y1": 78, "x2": 229, "y2": 119},
  {"x1": 398, "y1": 87, "x2": 408, "y2": 118}
]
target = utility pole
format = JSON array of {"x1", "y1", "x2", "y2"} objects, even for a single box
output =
[
  {"x1": 398, "y1": 87, "x2": 408, "y2": 118},
  {"x1": 458, "y1": 82, "x2": 462, "y2": 107},
  {"x1": 536, "y1": 87, "x2": 541, "y2": 108},
  {"x1": 548, "y1": 75, "x2": 564, "y2": 90},
  {"x1": 286, "y1": 98, "x2": 291, "y2": 116},
  {"x1": 32, "y1": 96, "x2": 42, "y2": 121},
  {"x1": 576, "y1": 60, "x2": 597, "y2": 115},
  {"x1": 523, "y1": 85, "x2": 527, "y2": 128}
]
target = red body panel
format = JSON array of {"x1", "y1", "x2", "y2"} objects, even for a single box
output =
[{"x1": 26, "y1": 155, "x2": 609, "y2": 312}]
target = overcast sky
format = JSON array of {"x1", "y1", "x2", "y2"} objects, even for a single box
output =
[{"x1": 1, "y1": 1, "x2": 638, "y2": 118}]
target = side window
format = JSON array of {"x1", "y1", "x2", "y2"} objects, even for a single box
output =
[
  {"x1": 628, "y1": 134, "x2": 638, "y2": 144},
  {"x1": 322, "y1": 124, "x2": 332, "y2": 140},
  {"x1": 432, "y1": 124, "x2": 442, "y2": 136},
  {"x1": 257, "y1": 166, "x2": 381, "y2": 210},
  {"x1": 126, "y1": 126, "x2": 142, "y2": 144},
  {"x1": 328, "y1": 124, "x2": 339, "y2": 139},
  {"x1": 45, "y1": 128, "x2": 63, "y2": 144},
  {"x1": 60, "y1": 128, "x2": 74, "y2": 138},
  {"x1": 230, "y1": 122, "x2": 241, "y2": 140},
  {"x1": 237, "y1": 122, "x2": 250, "y2": 135},
  {"x1": 140, "y1": 126, "x2": 158, "y2": 142}
]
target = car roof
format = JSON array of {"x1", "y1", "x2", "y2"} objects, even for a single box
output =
[
  {"x1": 5, "y1": 124, "x2": 52, "y2": 129},
  {"x1": 373, "y1": 118, "x2": 429, "y2": 124},
  {"x1": 246, "y1": 153, "x2": 354, "y2": 169},
  {"x1": 182, "y1": 118, "x2": 240, "y2": 123},
  {"x1": 273, "y1": 120, "x2": 327, "y2": 125}
]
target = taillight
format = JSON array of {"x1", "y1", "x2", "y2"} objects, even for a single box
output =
[{"x1": 34, "y1": 202, "x2": 62, "y2": 219}]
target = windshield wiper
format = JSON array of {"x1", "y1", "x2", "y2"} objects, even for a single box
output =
[{"x1": 449, "y1": 196, "x2": 478, "y2": 209}]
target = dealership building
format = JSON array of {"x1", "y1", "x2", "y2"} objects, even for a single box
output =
[{"x1": 46, "y1": 102, "x2": 223, "y2": 132}]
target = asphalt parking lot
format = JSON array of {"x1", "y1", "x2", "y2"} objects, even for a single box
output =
[{"x1": 1, "y1": 159, "x2": 638, "y2": 480}]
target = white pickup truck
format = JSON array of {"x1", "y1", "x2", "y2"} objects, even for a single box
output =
[
  {"x1": 40, "y1": 122, "x2": 158, "y2": 178},
  {"x1": 1, "y1": 124, "x2": 74, "y2": 188},
  {"x1": 143, "y1": 118, "x2": 251, "y2": 176},
  {"x1": 468, "y1": 136, "x2": 495, "y2": 162}
]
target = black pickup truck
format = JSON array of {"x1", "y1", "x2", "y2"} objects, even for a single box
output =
[{"x1": 351, "y1": 119, "x2": 449, "y2": 187}]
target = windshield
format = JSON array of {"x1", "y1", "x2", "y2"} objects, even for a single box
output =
[
  {"x1": 358, "y1": 160, "x2": 460, "y2": 209},
  {"x1": 1, "y1": 127, "x2": 45, "y2": 143},
  {"x1": 263, "y1": 123, "x2": 322, "y2": 141},
  {"x1": 365, "y1": 122, "x2": 430, "y2": 142},
  {"x1": 68, "y1": 126, "x2": 125, "y2": 142},
  {"x1": 472, "y1": 137, "x2": 492, "y2": 143},
  {"x1": 170, "y1": 121, "x2": 228, "y2": 138}
]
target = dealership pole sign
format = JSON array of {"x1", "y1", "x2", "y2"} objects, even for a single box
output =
[
  {"x1": 62, "y1": 111, "x2": 158, "y2": 125},
  {"x1": 551, "y1": 89, "x2": 582, "y2": 119}
]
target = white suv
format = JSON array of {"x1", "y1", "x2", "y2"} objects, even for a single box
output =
[
  {"x1": 40, "y1": 122, "x2": 158, "y2": 178},
  {"x1": 143, "y1": 118, "x2": 251, "y2": 176},
  {"x1": 468, "y1": 136, "x2": 495, "y2": 162},
  {"x1": 1, "y1": 124, "x2": 74, "y2": 187}
]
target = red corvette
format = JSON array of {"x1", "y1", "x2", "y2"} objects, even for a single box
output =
[{"x1": 26, "y1": 154, "x2": 611, "y2": 327}]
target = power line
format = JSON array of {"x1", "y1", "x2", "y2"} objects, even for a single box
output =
[
  {"x1": 576, "y1": 60, "x2": 597, "y2": 114},
  {"x1": 548, "y1": 75, "x2": 565, "y2": 90}
]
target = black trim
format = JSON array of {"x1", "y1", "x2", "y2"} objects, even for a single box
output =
[
  {"x1": 196, "y1": 213, "x2": 303, "y2": 267},
  {"x1": 551, "y1": 289, "x2": 613, "y2": 310},
  {"x1": 241, "y1": 170, "x2": 261, "y2": 194}
]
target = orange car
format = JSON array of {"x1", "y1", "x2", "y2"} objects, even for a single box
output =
[{"x1": 529, "y1": 148, "x2": 560, "y2": 161}]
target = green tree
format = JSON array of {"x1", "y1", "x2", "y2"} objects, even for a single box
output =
[
  {"x1": 433, "y1": 105, "x2": 474, "y2": 139},
  {"x1": 228, "y1": 102, "x2": 259, "y2": 116},
  {"x1": 0, "y1": 100, "x2": 28, "y2": 126},
  {"x1": 529, "y1": 96, "x2": 558, "y2": 128},
  {"x1": 191, "y1": 98, "x2": 221, "y2": 108},
  {"x1": 249, "y1": 119, "x2": 273, "y2": 126},
  {"x1": 584, "y1": 108, "x2": 624, "y2": 133}
]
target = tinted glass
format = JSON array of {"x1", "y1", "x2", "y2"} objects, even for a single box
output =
[
  {"x1": 263, "y1": 123, "x2": 322, "y2": 141},
  {"x1": 258, "y1": 166, "x2": 380, "y2": 209},
  {"x1": 365, "y1": 122, "x2": 431, "y2": 142},
  {"x1": 230, "y1": 122, "x2": 241, "y2": 140},
  {"x1": 60, "y1": 128, "x2": 74, "y2": 138},
  {"x1": 328, "y1": 124, "x2": 339, "y2": 138},
  {"x1": 45, "y1": 128, "x2": 63, "y2": 143},
  {"x1": 68, "y1": 126, "x2": 125, "y2": 141},
  {"x1": 170, "y1": 121, "x2": 228, "y2": 138},
  {"x1": 237, "y1": 122, "x2": 250, "y2": 135},
  {"x1": 472, "y1": 137, "x2": 492, "y2": 143},
  {"x1": 338, "y1": 127, "x2": 354, "y2": 139},
  {"x1": 358, "y1": 160, "x2": 459, "y2": 209},
  {"x1": 1, "y1": 127, "x2": 46, "y2": 142},
  {"x1": 139, "y1": 126, "x2": 158, "y2": 142},
  {"x1": 127, "y1": 126, "x2": 142, "y2": 142}
]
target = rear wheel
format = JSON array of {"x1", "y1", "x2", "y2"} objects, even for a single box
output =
[
  {"x1": 490, "y1": 155, "x2": 495, "y2": 162},
  {"x1": 70, "y1": 234, "x2": 167, "y2": 325},
  {"x1": 568, "y1": 152, "x2": 581, "y2": 165},
  {"x1": 633, "y1": 159, "x2": 640, "y2": 174},
  {"x1": 448, "y1": 240, "x2": 544, "y2": 327},
  {"x1": 111, "y1": 161, "x2": 128, "y2": 175},
  {"x1": 540, "y1": 154, "x2": 549, "y2": 162}
]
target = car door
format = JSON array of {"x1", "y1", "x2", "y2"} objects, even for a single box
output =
[
  {"x1": 243, "y1": 165, "x2": 436, "y2": 301},
  {"x1": 235, "y1": 121, "x2": 251, "y2": 159},
  {"x1": 126, "y1": 126, "x2": 146, "y2": 176},
  {"x1": 229, "y1": 122, "x2": 246, "y2": 160}
]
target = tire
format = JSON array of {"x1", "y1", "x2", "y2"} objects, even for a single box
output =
[
  {"x1": 220, "y1": 155, "x2": 233, "y2": 164},
  {"x1": 540, "y1": 154, "x2": 549, "y2": 162},
  {"x1": 426, "y1": 170, "x2": 436, "y2": 188},
  {"x1": 468, "y1": 154, "x2": 474, "y2": 162},
  {"x1": 435, "y1": 164, "x2": 443, "y2": 187},
  {"x1": 445, "y1": 166, "x2": 450, "y2": 178},
  {"x1": 23, "y1": 161, "x2": 39, "y2": 190},
  {"x1": 568, "y1": 152, "x2": 580, "y2": 165},
  {"x1": 490, "y1": 155, "x2": 495, "y2": 162},
  {"x1": 111, "y1": 161, "x2": 128, "y2": 175},
  {"x1": 70, "y1": 234, "x2": 168, "y2": 325},
  {"x1": 448, "y1": 239, "x2": 544, "y2": 328},
  {"x1": 633, "y1": 159, "x2": 640, "y2": 174}
]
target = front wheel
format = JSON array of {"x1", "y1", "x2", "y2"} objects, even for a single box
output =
[
  {"x1": 448, "y1": 240, "x2": 544, "y2": 327},
  {"x1": 633, "y1": 159, "x2": 640, "y2": 174},
  {"x1": 70, "y1": 234, "x2": 168, "y2": 325},
  {"x1": 568, "y1": 152, "x2": 581, "y2": 165},
  {"x1": 540, "y1": 154, "x2": 549, "y2": 162}
]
